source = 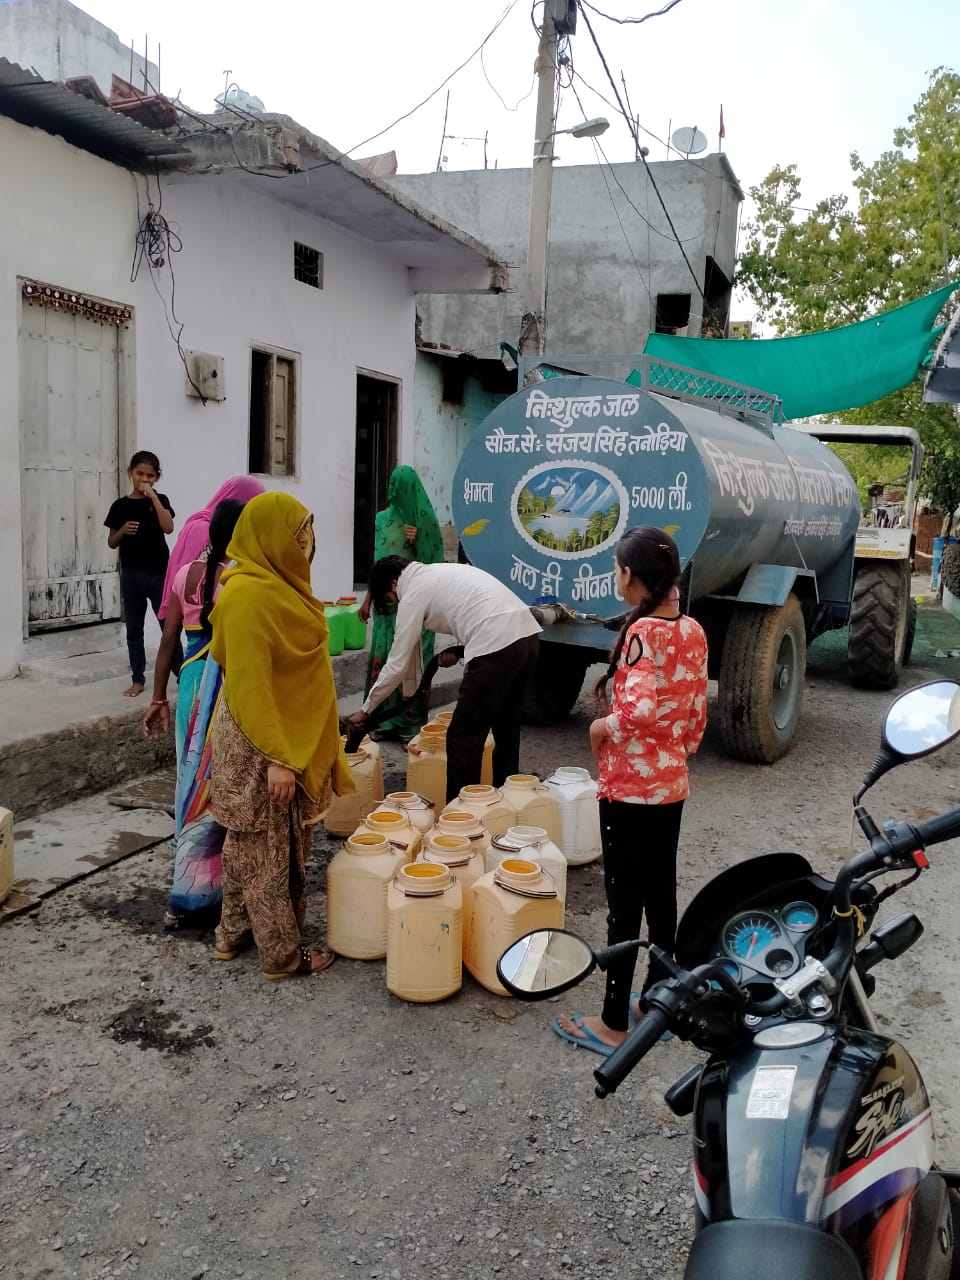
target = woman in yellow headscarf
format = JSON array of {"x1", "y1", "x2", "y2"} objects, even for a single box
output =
[{"x1": 208, "y1": 491, "x2": 352, "y2": 979}]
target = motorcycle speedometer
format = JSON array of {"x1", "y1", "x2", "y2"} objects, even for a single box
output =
[
  {"x1": 722, "y1": 911, "x2": 782, "y2": 962},
  {"x1": 781, "y1": 901, "x2": 818, "y2": 933}
]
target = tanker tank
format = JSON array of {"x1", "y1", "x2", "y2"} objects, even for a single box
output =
[{"x1": 452, "y1": 374, "x2": 871, "y2": 764}]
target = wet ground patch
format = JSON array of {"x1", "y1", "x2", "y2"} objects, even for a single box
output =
[{"x1": 107, "y1": 996, "x2": 215, "y2": 1054}]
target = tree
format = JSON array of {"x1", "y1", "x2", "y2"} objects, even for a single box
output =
[{"x1": 737, "y1": 68, "x2": 960, "y2": 512}]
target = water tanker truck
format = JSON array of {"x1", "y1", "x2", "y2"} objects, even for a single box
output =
[{"x1": 451, "y1": 364, "x2": 917, "y2": 764}]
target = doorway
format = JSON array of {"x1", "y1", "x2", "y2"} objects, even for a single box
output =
[
  {"x1": 353, "y1": 371, "x2": 399, "y2": 585},
  {"x1": 18, "y1": 284, "x2": 132, "y2": 634}
]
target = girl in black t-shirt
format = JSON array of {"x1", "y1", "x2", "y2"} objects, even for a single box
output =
[{"x1": 104, "y1": 450, "x2": 181, "y2": 697}]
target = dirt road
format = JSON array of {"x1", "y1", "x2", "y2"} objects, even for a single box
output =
[{"x1": 2, "y1": 631, "x2": 960, "y2": 1280}]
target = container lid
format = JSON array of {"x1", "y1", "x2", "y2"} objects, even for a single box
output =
[
  {"x1": 423, "y1": 833, "x2": 472, "y2": 864},
  {"x1": 493, "y1": 825, "x2": 548, "y2": 851},
  {"x1": 458, "y1": 784, "x2": 503, "y2": 806},
  {"x1": 492, "y1": 858, "x2": 558, "y2": 898},
  {"x1": 395, "y1": 861, "x2": 454, "y2": 896},
  {"x1": 364, "y1": 809, "x2": 411, "y2": 831},
  {"x1": 386, "y1": 791, "x2": 435, "y2": 813},
  {"x1": 546, "y1": 767, "x2": 592, "y2": 785},
  {"x1": 504, "y1": 773, "x2": 540, "y2": 790},
  {"x1": 345, "y1": 831, "x2": 392, "y2": 855},
  {"x1": 416, "y1": 732, "x2": 446, "y2": 753},
  {"x1": 437, "y1": 810, "x2": 485, "y2": 836}
]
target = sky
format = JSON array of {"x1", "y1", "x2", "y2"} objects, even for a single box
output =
[{"x1": 72, "y1": 0, "x2": 958, "y2": 213}]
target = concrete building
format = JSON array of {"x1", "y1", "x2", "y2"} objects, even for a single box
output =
[
  {"x1": 0, "y1": 0, "x2": 157, "y2": 98},
  {"x1": 392, "y1": 155, "x2": 743, "y2": 370},
  {"x1": 0, "y1": 28, "x2": 505, "y2": 680}
]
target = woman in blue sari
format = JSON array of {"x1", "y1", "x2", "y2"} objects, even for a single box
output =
[{"x1": 145, "y1": 498, "x2": 248, "y2": 928}]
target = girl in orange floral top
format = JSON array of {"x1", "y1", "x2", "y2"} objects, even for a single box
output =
[{"x1": 554, "y1": 527, "x2": 708, "y2": 1056}]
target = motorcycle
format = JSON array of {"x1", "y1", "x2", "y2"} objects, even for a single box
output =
[{"x1": 497, "y1": 679, "x2": 960, "y2": 1280}]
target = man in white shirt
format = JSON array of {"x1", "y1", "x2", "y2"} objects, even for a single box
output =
[{"x1": 348, "y1": 556, "x2": 541, "y2": 802}]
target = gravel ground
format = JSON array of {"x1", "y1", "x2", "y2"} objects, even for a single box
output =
[{"x1": 2, "y1": 626, "x2": 960, "y2": 1280}]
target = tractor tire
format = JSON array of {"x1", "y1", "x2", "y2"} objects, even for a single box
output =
[
  {"x1": 718, "y1": 594, "x2": 806, "y2": 764},
  {"x1": 522, "y1": 645, "x2": 591, "y2": 726},
  {"x1": 847, "y1": 561, "x2": 909, "y2": 690},
  {"x1": 903, "y1": 596, "x2": 917, "y2": 667}
]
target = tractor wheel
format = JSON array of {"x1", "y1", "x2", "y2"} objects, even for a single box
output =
[
  {"x1": 718, "y1": 594, "x2": 806, "y2": 764},
  {"x1": 847, "y1": 562, "x2": 909, "y2": 690}
]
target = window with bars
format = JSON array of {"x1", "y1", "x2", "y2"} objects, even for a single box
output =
[
  {"x1": 294, "y1": 242, "x2": 323, "y2": 288},
  {"x1": 249, "y1": 346, "x2": 298, "y2": 476}
]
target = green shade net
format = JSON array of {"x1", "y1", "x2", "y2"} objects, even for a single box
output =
[{"x1": 635, "y1": 283, "x2": 957, "y2": 420}]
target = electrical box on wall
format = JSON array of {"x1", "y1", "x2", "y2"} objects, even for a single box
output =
[{"x1": 185, "y1": 351, "x2": 225, "y2": 401}]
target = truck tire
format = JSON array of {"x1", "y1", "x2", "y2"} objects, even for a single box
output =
[
  {"x1": 847, "y1": 561, "x2": 909, "y2": 689},
  {"x1": 718, "y1": 595, "x2": 806, "y2": 764},
  {"x1": 903, "y1": 596, "x2": 917, "y2": 667},
  {"x1": 522, "y1": 645, "x2": 591, "y2": 725}
]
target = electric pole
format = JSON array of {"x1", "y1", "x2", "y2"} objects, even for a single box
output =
[{"x1": 518, "y1": 0, "x2": 573, "y2": 377}]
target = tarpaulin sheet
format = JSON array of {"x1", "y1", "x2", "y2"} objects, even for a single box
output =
[{"x1": 637, "y1": 283, "x2": 957, "y2": 420}]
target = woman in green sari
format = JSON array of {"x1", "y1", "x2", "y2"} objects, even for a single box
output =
[{"x1": 359, "y1": 466, "x2": 445, "y2": 741}]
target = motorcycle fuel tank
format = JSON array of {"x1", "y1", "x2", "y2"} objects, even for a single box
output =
[{"x1": 692, "y1": 1024, "x2": 934, "y2": 1257}]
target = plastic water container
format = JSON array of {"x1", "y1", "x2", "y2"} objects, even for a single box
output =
[
  {"x1": 465, "y1": 858, "x2": 564, "y2": 996},
  {"x1": 500, "y1": 774, "x2": 562, "y2": 846},
  {"x1": 326, "y1": 830, "x2": 407, "y2": 959},
  {"x1": 386, "y1": 861, "x2": 462, "y2": 1003},
  {"x1": 428, "y1": 809, "x2": 492, "y2": 866},
  {"x1": 355, "y1": 808, "x2": 421, "y2": 862},
  {"x1": 419, "y1": 830, "x2": 485, "y2": 956},
  {"x1": 488, "y1": 825, "x2": 567, "y2": 903},
  {"x1": 543, "y1": 767, "x2": 601, "y2": 866},
  {"x1": 442, "y1": 784, "x2": 514, "y2": 838},
  {"x1": 323, "y1": 738, "x2": 384, "y2": 837},
  {"x1": 337, "y1": 596, "x2": 367, "y2": 650},
  {"x1": 405, "y1": 724, "x2": 448, "y2": 812},
  {"x1": 322, "y1": 601, "x2": 346, "y2": 657},
  {"x1": 434, "y1": 710, "x2": 494, "y2": 784},
  {"x1": 0, "y1": 807, "x2": 13, "y2": 904},
  {"x1": 381, "y1": 791, "x2": 436, "y2": 834},
  {"x1": 931, "y1": 536, "x2": 957, "y2": 591}
]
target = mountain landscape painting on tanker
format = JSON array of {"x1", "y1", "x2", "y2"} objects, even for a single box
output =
[{"x1": 517, "y1": 466, "x2": 620, "y2": 553}]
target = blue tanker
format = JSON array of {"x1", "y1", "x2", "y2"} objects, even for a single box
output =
[{"x1": 452, "y1": 373, "x2": 912, "y2": 762}]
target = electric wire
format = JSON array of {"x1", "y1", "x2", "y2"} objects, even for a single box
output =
[
  {"x1": 130, "y1": 172, "x2": 207, "y2": 403},
  {"x1": 575, "y1": 0, "x2": 706, "y2": 303},
  {"x1": 579, "y1": 0, "x2": 684, "y2": 24}
]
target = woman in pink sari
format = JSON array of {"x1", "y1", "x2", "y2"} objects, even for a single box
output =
[{"x1": 159, "y1": 475, "x2": 265, "y2": 621}]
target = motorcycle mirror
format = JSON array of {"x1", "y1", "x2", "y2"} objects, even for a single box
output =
[
  {"x1": 856, "y1": 680, "x2": 960, "y2": 801},
  {"x1": 497, "y1": 929, "x2": 596, "y2": 1000}
]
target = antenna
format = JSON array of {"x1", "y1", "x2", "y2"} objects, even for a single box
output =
[{"x1": 670, "y1": 126, "x2": 708, "y2": 157}]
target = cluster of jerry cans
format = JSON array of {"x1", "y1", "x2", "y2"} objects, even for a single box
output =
[
  {"x1": 323, "y1": 720, "x2": 602, "y2": 1003},
  {"x1": 321, "y1": 597, "x2": 367, "y2": 657}
]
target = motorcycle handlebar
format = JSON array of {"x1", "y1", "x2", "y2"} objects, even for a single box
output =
[
  {"x1": 593, "y1": 1008, "x2": 671, "y2": 1098},
  {"x1": 912, "y1": 807, "x2": 960, "y2": 850}
]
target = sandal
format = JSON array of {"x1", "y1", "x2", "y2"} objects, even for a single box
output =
[
  {"x1": 163, "y1": 909, "x2": 185, "y2": 931},
  {"x1": 262, "y1": 945, "x2": 336, "y2": 981},
  {"x1": 213, "y1": 932, "x2": 255, "y2": 962}
]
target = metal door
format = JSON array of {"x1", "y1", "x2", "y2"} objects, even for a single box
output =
[
  {"x1": 19, "y1": 300, "x2": 123, "y2": 632},
  {"x1": 353, "y1": 372, "x2": 398, "y2": 585}
]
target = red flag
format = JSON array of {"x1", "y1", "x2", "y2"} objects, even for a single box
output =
[{"x1": 719, "y1": 104, "x2": 726, "y2": 142}]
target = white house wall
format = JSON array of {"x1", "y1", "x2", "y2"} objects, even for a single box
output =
[
  {"x1": 133, "y1": 172, "x2": 417, "y2": 602},
  {"x1": 0, "y1": 114, "x2": 137, "y2": 678}
]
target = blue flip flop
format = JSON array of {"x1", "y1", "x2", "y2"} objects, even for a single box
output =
[
  {"x1": 629, "y1": 992, "x2": 672, "y2": 1041},
  {"x1": 552, "y1": 1015, "x2": 615, "y2": 1057}
]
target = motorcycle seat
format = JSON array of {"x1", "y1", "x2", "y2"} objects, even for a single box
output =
[{"x1": 684, "y1": 1219, "x2": 861, "y2": 1280}]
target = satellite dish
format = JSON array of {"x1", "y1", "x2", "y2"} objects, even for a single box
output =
[{"x1": 671, "y1": 126, "x2": 707, "y2": 156}]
